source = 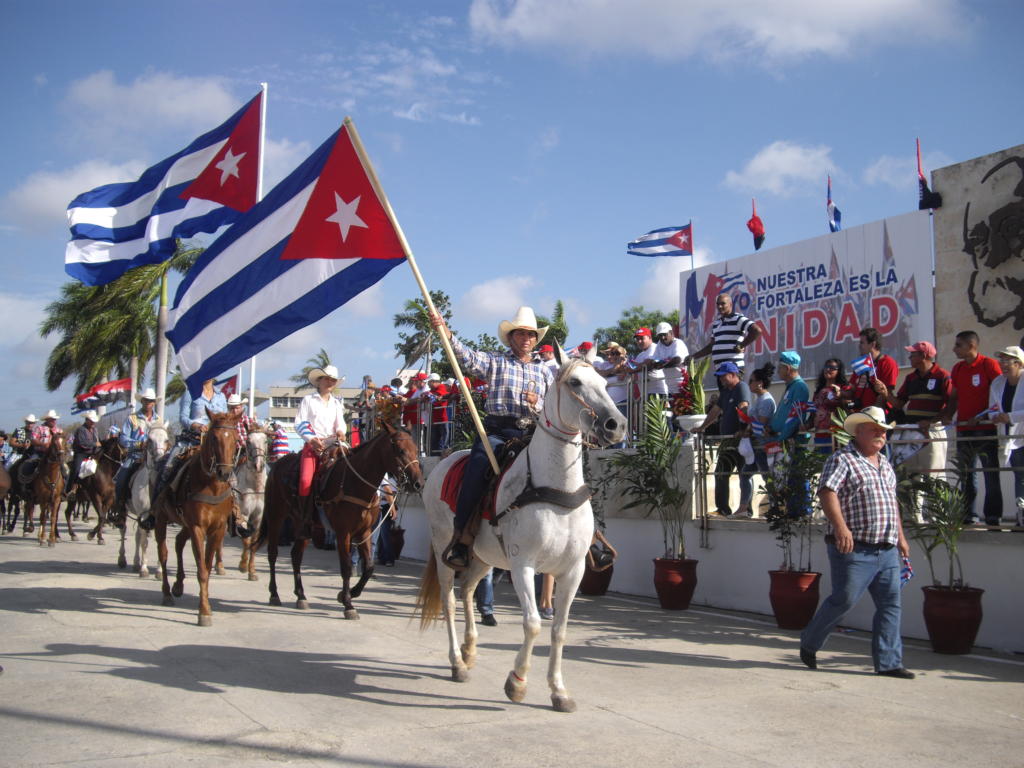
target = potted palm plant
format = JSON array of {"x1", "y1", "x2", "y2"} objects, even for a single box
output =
[
  {"x1": 674, "y1": 357, "x2": 712, "y2": 437},
  {"x1": 761, "y1": 445, "x2": 827, "y2": 629},
  {"x1": 607, "y1": 397, "x2": 696, "y2": 610},
  {"x1": 897, "y1": 459, "x2": 984, "y2": 655}
]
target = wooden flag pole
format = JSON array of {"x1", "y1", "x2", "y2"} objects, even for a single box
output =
[{"x1": 343, "y1": 117, "x2": 500, "y2": 474}]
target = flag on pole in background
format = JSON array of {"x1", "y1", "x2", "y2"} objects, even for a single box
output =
[
  {"x1": 627, "y1": 223, "x2": 693, "y2": 257},
  {"x1": 827, "y1": 175, "x2": 842, "y2": 232},
  {"x1": 65, "y1": 92, "x2": 263, "y2": 286},
  {"x1": 746, "y1": 198, "x2": 765, "y2": 250},
  {"x1": 917, "y1": 138, "x2": 943, "y2": 210},
  {"x1": 168, "y1": 121, "x2": 407, "y2": 398},
  {"x1": 215, "y1": 375, "x2": 238, "y2": 397},
  {"x1": 72, "y1": 378, "x2": 133, "y2": 413}
]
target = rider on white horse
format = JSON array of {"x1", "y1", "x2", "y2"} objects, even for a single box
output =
[
  {"x1": 295, "y1": 364, "x2": 348, "y2": 535},
  {"x1": 431, "y1": 306, "x2": 551, "y2": 569},
  {"x1": 115, "y1": 389, "x2": 159, "y2": 510}
]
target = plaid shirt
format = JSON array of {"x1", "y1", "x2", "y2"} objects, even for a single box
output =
[
  {"x1": 819, "y1": 442, "x2": 900, "y2": 545},
  {"x1": 235, "y1": 412, "x2": 252, "y2": 444},
  {"x1": 451, "y1": 336, "x2": 549, "y2": 419}
]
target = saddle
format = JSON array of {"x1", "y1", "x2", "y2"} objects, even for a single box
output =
[
  {"x1": 440, "y1": 437, "x2": 529, "y2": 528},
  {"x1": 17, "y1": 457, "x2": 40, "y2": 487}
]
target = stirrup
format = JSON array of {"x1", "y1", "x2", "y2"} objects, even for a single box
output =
[
  {"x1": 442, "y1": 534, "x2": 471, "y2": 570},
  {"x1": 138, "y1": 513, "x2": 156, "y2": 531}
]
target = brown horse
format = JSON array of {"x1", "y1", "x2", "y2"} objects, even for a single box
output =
[
  {"x1": 78, "y1": 435, "x2": 126, "y2": 545},
  {"x1": 153, "y1": 409, "x2": 239, "y2": 626},
  {"x1": 256, "y1": 422, "x2": 423, "y2": 618},
  {"x1": 32, "y1": 435, "x2": 66, "y2": 547}
]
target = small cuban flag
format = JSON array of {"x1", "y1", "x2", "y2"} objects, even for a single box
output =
[
  {"x1": 827, "y1": 175, "x2": 842, "y2": 233},
  {"x1": 628, "y1": 222, "x2": 693, "y2": 257},
  {"x1": 900, "y1": 556, "x2": 914, "y2": 588},
  {"x1": 736, "y1": 407, "x2": 765, "y2": 436},
  {"x1": 850, "y1": 354, "x2": 875, "y2": 377}
]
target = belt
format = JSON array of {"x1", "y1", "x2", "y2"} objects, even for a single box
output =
[
  {"x1": 484, "y1": 414, "x2": 522, "y2": 430},
  {"x1": 826, "y1": 535, "x2": 894, "y2": 551}
]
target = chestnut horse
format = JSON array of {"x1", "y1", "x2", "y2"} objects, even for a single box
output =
[
  {"x1": 256, "y1": 422, "x2": 423, "y2": 618},
  {"x1": 153, "y1": 410, "x2": 239, "y2": 626},
  {"x1": 32, "y1": 435, "x2": 67, "y2": 547},
  {"x1": 80, "y1": 435, "x2": 126, "y2": 545}
]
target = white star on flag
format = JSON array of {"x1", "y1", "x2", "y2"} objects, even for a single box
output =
[
  {"x1": 325, "y1": 193, "x2": 368, "y2": 242},
  {"x1": 215, "y1": 148, "x2": 245, "y2": 185}
]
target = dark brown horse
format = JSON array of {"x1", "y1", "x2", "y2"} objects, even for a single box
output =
[
  {"x1": 153, "y1": 410, "x2": 239, "y2": 626},
  {"x1": 256, "y1": 422, "x2": 423, "y2": 619},
  {"x1": 78, "y1": 435, "x2": 126, "y2": 545},
  {"x1": 32, "y1": 435, "x2": 66, "y2": 547}
]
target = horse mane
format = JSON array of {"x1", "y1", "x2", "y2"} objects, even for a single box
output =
[{"x1": 554, "y1": 357, "x2": 592, "y2": 385}]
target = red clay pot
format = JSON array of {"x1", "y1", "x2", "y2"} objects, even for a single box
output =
[
  {"x1": 922, "y1": 586, "x2": 984, "y2": 654},
  {"x1": 579, "y1": 564, "x2": 614, "y2": 596},
  {"x1": 768, "y1": 570, "x2": 822, "y2": 630},
  {"x1": 653, "y1": 558, "x2": 698, "y2": 610}
]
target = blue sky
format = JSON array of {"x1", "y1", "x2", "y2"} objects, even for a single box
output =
[{"x1": 2, "y1": 0, "x2": 1022, "y2": 426}]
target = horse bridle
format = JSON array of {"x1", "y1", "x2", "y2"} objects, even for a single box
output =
[
  {"x1": 538, "y1": 361, "x2": 599, "y2": 446},
  {"x1": 201, "y1": 424, "x2": 242, "y2": 476}
]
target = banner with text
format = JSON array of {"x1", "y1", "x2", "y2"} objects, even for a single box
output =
[{"x1": 679, "y1": 210, "x2": 934, "y2": 377}]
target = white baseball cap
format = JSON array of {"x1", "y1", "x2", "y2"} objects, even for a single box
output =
[{"x1": 655, "y1": 321, "x2": 673, "y2": 336}]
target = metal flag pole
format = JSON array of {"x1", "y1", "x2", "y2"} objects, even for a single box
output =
[
  {"x1": 343, "y1": 116, "x2": 500, "y2": 474},
  {"x1": 248, "y1": 81, "x2": 268, "y2": 420}
]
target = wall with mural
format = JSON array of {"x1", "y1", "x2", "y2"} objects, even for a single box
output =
[{"x1": 933, "y1": 144, "x2": 1024, "y2": 358}]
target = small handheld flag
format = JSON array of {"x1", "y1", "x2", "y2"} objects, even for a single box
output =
[
  {"x1": 976, "y1": 405, "x2": 1001, "y2": 421},
  {"x1": 827, "y1": 175, "x2": 842, "y2": 232},
  {"x1": 917, "y1": 138, "x2": 943, "y2": 210},
  {"x1": 627, "y1": 223, "x2": 693, "y2": 257},
  {"x1": 900, "y1": 556, "x2": 914, "y2": 588},
  {"x1": 736, "y1": 407, "x2": 765, "y2": 436},
  {"x1": 850, "y1": 354, "x2": 876, "y2": 377},
  {"x1": 747, "y1": 198, "x2": 765, "y2": 251}
]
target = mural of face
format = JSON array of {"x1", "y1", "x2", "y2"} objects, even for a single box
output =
[{"x1": 963, "y1": 156, "x2": 1024, "y2": 330}]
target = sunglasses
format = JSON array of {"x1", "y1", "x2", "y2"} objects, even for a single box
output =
[{"x1": 824, "y1": 365, "x2": 839, "y2": 371}]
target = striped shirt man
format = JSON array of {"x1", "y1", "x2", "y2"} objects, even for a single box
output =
[
  {"x1": 895, "y1": 363, "x2": 952, "y2": 420},
  {"x1": 819, "y1": 442, "x2": 900, "y2": 545},
  {"x1": 451, "y1": 336, "x2": 548, "y2": 419},
  {"x1": 710, "y1": 312, "x2": 755, "y2": 370}
]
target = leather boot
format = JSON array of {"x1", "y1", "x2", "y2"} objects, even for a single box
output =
[{"x1": 442, "y1": 529, "x2": 470, "y2": 569}]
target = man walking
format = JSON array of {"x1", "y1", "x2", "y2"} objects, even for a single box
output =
[{"x1": 800, "y1": 406, "x2": 914, "y2": 679}]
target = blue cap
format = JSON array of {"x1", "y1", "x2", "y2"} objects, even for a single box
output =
[
  {"x1": 779, "y1": 350, "x2": 801, "y2": 367},
  {"x1": 714, "y1": 361, "x2": 741, "y2": 376}
]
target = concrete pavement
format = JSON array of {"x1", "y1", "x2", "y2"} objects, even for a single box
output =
[{"x1": 1, "y1": 528, "x2": 1022, "y2": 767}]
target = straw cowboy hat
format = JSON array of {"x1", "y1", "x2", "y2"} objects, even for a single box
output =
[
  {"x1": 25, "y1": 413, "x2": 37, "y2": 423},
  {"x1": 843, "y1": 405, "x2": 894, "y2": 435},
  {"x1": 498, "y1": 306, "x2": 548, "y2": 347},
  {"x1": 307, "y1": 364, "x2": 341, "y2": 387},
  {"x1": 83, "y1": 410, "x2": 99, "y2": 423},
  {"x1": 226, "y1": 393, "x2": 248, "y2": 407},
  {"x1": 139, "y1": 387, "x2": 157, "y2": 401},
  {"x1": 44, "y1": 409, "x2": 59, "y2": 420}
]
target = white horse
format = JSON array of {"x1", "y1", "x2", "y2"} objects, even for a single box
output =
[
  {"x1": 236, "y1": 430, "x2": 268, "y2": 581},
  {"x1": 118, "y1": 425, "x2": 170, "y2": 579},
  {"x1": 416, "y1": 351, "x2": 626, "y2": 712}
]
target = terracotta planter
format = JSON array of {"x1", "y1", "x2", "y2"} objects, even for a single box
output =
[
  {"x1": 389, "y1": 526, "x2": 406, "y2": 561},
  {"x1": 922, "y1": 586, "x2": 984, "y2": 654},
  {"x1": 579, "y1": 564, "x2": 614, "y2": 596},
  {"x1": 653, "y1": 558, "x2": 698, "y2": 610},
  {"x1": 768, "y1": 570, "x2": 821, "y2": 630}
]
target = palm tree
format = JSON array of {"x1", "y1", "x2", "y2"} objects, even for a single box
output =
[
  {"x1": 536, "y1": 300, "x2": 569, "y2": 348},
  {"x1": 41, "y1": 241, "x2": 203, "y2": 395},
  {"x1": 393, "y1": 291, "x2": 453, "y2": 371},
  {"x1": 289, "y1": 348, "x2": 334, "y2": 391}
]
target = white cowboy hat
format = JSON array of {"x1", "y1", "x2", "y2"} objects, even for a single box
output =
[
  {"x1": 139, "y1": 387, "x2": 157, "y2": 401},
  {"x1": 843, "y1": 405, "x2": 894, "y2": 435},
  {"x1": 44, "y1": 409, "x2": 59, "y2": 420},
  {"x1": 307, "y1": 364, "x2": 341, "y2": 387},
  {"x1": 25, "y1": 413, "x2": 37, "y2": 423},
  {"x1": 83, "y1": 410, "x2": 99, "y2": 423},
  {"x1": 226, "y1": 393, "x2": 248, "y2": 407},
  {"x1": 497, "y1": 306, "x2": 549, "y2": 347}
]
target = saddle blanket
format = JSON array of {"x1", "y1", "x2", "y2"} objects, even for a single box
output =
[{"x1": 440, "y1": 455, "x2": 512, "y2": 522}]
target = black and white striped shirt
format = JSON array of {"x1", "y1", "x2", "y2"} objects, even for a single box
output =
[{"x1": 710, "y1": 312, "x2": 754, "y2": 369}]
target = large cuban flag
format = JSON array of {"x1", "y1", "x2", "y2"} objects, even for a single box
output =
[
  {"x1": 65, "y1": 92, "x2": 263, "y2": 286},
  {"x1": 168, "y1": 120, "x2": 406, "y2": 398},
  {"x1": 627, "y1": 223, "x2": 693, "y2": 257}
]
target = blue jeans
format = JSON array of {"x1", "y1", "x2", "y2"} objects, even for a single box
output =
[
  {"x1": 801, "y1": 541, "x2": 904, "y2": 672},
  {"x1": 453, "y1": 417, "x2": 524, "y2": 532},
  {"x1": 739, "y1": 450, "x2": 771, "y2": 507},
  {"x1": 958, "y1": 436, "x2": 1002, "y2": 523},
  {"x1": 375, "y1": 508, "x2": 393, "y2": 564},
  {"x1": 474, "y1": 568, "x2": 494, "y2": 615}
]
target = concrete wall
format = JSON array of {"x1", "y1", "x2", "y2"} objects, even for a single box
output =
[
  {"x1": 397, "y1": 451, "x2": 1024, "y2": 654},
  {"x1": 933, "y1": 143, "x2": 1024, "y2": 358}
]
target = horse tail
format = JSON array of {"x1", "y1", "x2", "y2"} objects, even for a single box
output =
[{"x1": 414, "y1": 550, "x2": 443, "y2": 629}]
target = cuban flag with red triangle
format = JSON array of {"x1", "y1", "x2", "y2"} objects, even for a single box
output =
[
  {"x1": 168, "y1": 121, "x2": 406, "y2": 397},
  {"x1": 65, "y1": 92, "x2": 262, "y2": 286}
]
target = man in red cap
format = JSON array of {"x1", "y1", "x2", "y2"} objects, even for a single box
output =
[
  {"x1": 536, "y1": 343, "x2": 559, "y2": 377},
  {"x1": 632, "y1": 327, "x2": 667, "y2": 398},
  {"x1": 882, "y1": 341, "x2": 951, "y2": 477}
]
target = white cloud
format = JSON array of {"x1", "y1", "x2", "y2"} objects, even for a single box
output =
[
  {"x1": 461, "y1": 275, "x2": 536, "y2": 320},
  {"x1": 469, "y1": 0, "x2": 969, "y2": 64},
  {"x1": 33, "y1": 73, "x2": 47, "y2": 87},
  {"x1": 1, "y1": 158, "x2": 147, "y2": 232},
  {"x1": 340, "y1": 282, "x2": 386, "y2": 319},
  {"x1": 635, "y1": 247, "x2": 716, "y2": 311},
  {"x1": 864, "y1": 151, "x2": 953, "y2": 189},
  {"x1": 62, "y1": 70, "x2": 240, "y2": 154},
  {"x1": 264, "y1": 137, "x2": 313, "y2": 190},
  {"x1": 724, "y1": 141, "x2": 837, "y2": 197}
]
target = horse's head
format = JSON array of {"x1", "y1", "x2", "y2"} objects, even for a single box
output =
[
  {"x1": 545, "y1": 349, "x2": 627, "y2": 447},
  {"x1": 102, "y1": 434, "x2": 126, "y2": 461},
  {"x1": 50, "y1": 433, "x2": 66, "y2": 460},
  {"x1": 381, "y1": 421, "x2": 424, "y2": 493},
  {"x1": 147, "y1": 425, "x2": 171, "y2": 461},
  {"x1": 246, "y1": 430, "x2": 268, "y2": 474},
  {"x1": 203, "y1": 409, "x2": 240, "y2": 482}
]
